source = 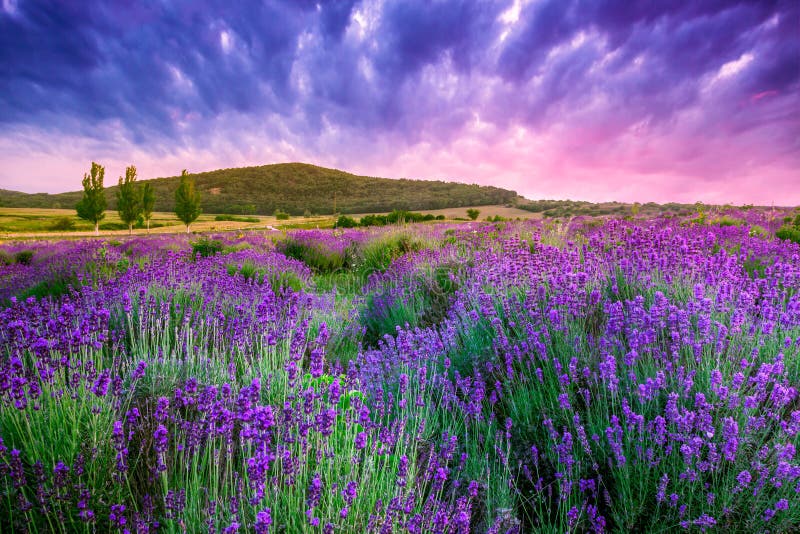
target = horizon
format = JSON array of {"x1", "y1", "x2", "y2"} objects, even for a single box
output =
[
  {"x1": 0, "y1": 160, "x2": 796, "y2": 208},
  {"x1": 1, "y1": 1, "x2": 798, "y2": 204}
]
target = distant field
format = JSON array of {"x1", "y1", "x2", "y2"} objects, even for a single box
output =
[
  {"x1": 0, "y1": 207, "x2": 282, "y2": 239},
  {"x1": 0, "y1": 205, "x2": 538, "y2": 240}
]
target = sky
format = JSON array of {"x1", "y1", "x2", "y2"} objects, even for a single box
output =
[{"x1": 0, "y1": 0, "x2": 798, "y2": 204}]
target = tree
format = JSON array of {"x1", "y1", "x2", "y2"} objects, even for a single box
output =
[
  {"x1": 76, "y1": 161, "x2": 106, "y2": 235},
  {"x1": 175, "y1": 169, "x2": 201, "y2": 232},
  {"x1": 117, "y1": 165, "x2": 142, "y2": 234},
  {"x1": 141, "y1": 182, "x2": 155, "y2": 231},
  {"x1": 466, "y1": 208, "x2": 480, "y2": 221}
]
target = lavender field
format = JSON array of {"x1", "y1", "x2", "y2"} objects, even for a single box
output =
[{"x1": 0, "y1": 213, "x2": 798, "y2": 533}]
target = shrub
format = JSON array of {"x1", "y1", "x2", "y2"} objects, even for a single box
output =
[
  {"x1": 191, "y1": 237, "x2": 224, "y2": 258},
  {"x1": 278, "y1": 238, "x2": 346, "y2": 274},
  {"x1": 466, "y1": 208, "x2": 480, "y2": 220},
  {"x1": 710, "y1": 216, "x2": 744, "y2": 227},
  {"x1": 98, "y1": 221, "x2": 128, "y2": 231},
  {"x1": 334, "y1": 215, "x2": 358, "y2": 228},
  {"x1": 275, "y1": 209, "x2": 290, "y2": 220},
  {"x1": 359, "y1": 233, "x2": 427, "y2": 276},
  {"x1": 775, "y1": 225, "x2": 800, "y2": 244},
  {"x1": 214, "y1": 215, "x2": 260, "y2": 223},
  {"x1": 0, "y1": 249, "x2": 13, "y2": 265},
  {"x1": 48, "y1": 216, "x2": 77, "y2": 231},
  {"x1": 360, "y1": 214, "x2": 388, "y2": 227},
  {"x1": 14, "y1": 250, "x2": 34, "y2": 265}
]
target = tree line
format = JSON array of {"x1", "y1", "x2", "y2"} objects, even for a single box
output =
[{"x1": 76, "y1": 162, "x2": 201, "y2": 234}]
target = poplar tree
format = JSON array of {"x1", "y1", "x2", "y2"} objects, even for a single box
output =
[
  {"x1": 174, "y1": 169, "x2": 201, "y2": 233},
  {"x1": 76, "y1": 162, "x2": 106, "y2": 235},
  {"x1": 141, "y1": 182, "x2": 155, "y2": 232},
  {"x1": 117, "y1": 165, "x2": 141, "y2": 234}
]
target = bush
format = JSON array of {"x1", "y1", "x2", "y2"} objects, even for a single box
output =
[
  {"x1": 0, "y1": 249, "x2": 13, "y2": 265},
  {"x1": 359, "y1": 233, "x2": 427, "y2": 276},
  {"x1": 98, "y1": 222, "x2": 128, "y2": 231},
  {"x1": 214, "y1": 215, "x2": 260, "y2": 223},
  {"x1": 191, "y1": 237, "x2": 224, "y2": 258},
  {"x1": 14, "y1": 250, "x2": 35, "y2": 265},
  {"x1": 710, "y1": 216, "x2": 744, "y2": 227},
  {"x1": 334, "y1": 215, "x2": 358, "y2": 228},
  {"x1": 466, "y1": 209, "x2": 480, "y2": 220},
  {"x1": 360, "y1": 214, "x2": 388, "y2": 227},
  {"x1": 775, "y1": 225, "x2": 800, "y2": 244},
  {"x1": 275, "y1": 210, "x2": 290, "y2": 220},
  {"x1": 48, "y1": 216, "x2": 76, "y2": 231},
  {"x1": 278, "y1": 238, "x2": 346, "y2": 274}
]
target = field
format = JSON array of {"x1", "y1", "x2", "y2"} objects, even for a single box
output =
[
  {"x1": 0, "y1": 210, "x2": 798, "y2": 533},
  {"x1": 0, "y1": 206, "x2": 538, "y2": 240}
]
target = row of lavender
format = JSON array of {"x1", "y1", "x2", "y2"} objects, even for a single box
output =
[{"x1": 1, "y1": 213, "x2": 798, "y2": 532}]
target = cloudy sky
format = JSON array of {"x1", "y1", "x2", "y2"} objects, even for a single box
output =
[{"x1": 1, "y1": 0, "x2": 798, "y2": 204}]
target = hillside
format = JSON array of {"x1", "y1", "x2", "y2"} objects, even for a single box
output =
[{"x1": 0, "y1": 163, "x2": 517, "y2": 215}]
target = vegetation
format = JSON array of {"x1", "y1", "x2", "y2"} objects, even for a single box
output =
[
  {"x1": 334, "y1": 215, "x2": 358, "y2": 228},
  {"x1": 2, "y1": 219, "x2": 797, "y2": 532},
  {"x1": 174, "y1": 170, "x2": 201, "y2": 233},
  {"x1": 0, "y1": 162, "x2": 517, "y2": 215},
  {"x1": 141, "y1": 182, "x2": 155, "y2": 231},
  {"x1": 116, "y1": 165, "x2": 141, "y2": 234},
  {"x1": 776, "y1": 213, "x2": 800, "y2": 244},
  {"x1": 466, "y1": 208, "x2": 480, "y2": 220},
  {"x1": 75, "y1": 161, "x2": 106, "y2": 235},
  {"x1": 214, "y1": 214, "x2": 260, "y2": 223},
  {"x1": 48, "y1": 216, "x2": 76, "y2": 231}
]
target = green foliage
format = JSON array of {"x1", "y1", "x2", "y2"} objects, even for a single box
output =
[
  {"x1": 278, "y1": 238, "x2": 347, "y2": 274},
  {"x1": 274, "y1": 209, "x2": 290, "y2": 220},
  {"x1": 776, "y1": 225, "x2": 800, "y2": 244},
  {"x1": 710, "y1": 216, "x2": 744, "y2": 227},
  {"x1": 466, "y1": 208, "x2": 480, "y2": 220},
  {"x1": 141, "y1": 182, "x2": 155, "y2": 230},
  {"x1": 117, "y1": 165, "x2": 142, "y2": 233},
  {"x1": 486, "y1": 215, "x2": 506, "y2": 222},
  {"x1": 748, "y1": 225, "x2": 767, "y2": 238},
  {"x1": 174, "y1": 169, "x2": 201, "y2": 231},
  {"x1": 191, "y1": 237, "x2": 223, "y2": 258},
  {"x1": 76, "y1": 161, "x2": 106, "y2": 233},
  {"x1": 743, "y1": 257, "x2": 768, "y2": 279},
  {"x1": 358, "y1": 210, "x2": 438, "y2": 227},
  {"x1": 226, "y1": 260, "x2": 306, "y2": 293},
  {"x1": 48, "y1": 216, "x2": 76, "y2": 231},
  {"x1": 334, "y1": 215, "x2": 358, "y2": 228},
  {"x1": 359, "y1": 232, "x2": 427, "y2": 276},
  {"x1": 14, "y1": 250, "x2": 34, "y2": 265},
  {"x1": 0, "y1": 249, "x2": 12, "y2": 265},
  {"x1": 214, "y1": 214, "x2": 260, "y2": 223}
]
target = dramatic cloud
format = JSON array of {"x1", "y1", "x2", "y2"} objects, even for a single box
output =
[{"x1": 0, "y1": 0, "x2": 798, "y2": 203}]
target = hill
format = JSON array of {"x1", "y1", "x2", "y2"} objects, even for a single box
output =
[{"x1": 0, "y1": 163, "x2": 517, "y2": 215}]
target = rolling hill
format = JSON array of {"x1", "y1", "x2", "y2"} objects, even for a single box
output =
[{"x1": 0, "y1": 163, "x2": 518, "y2": 215}]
